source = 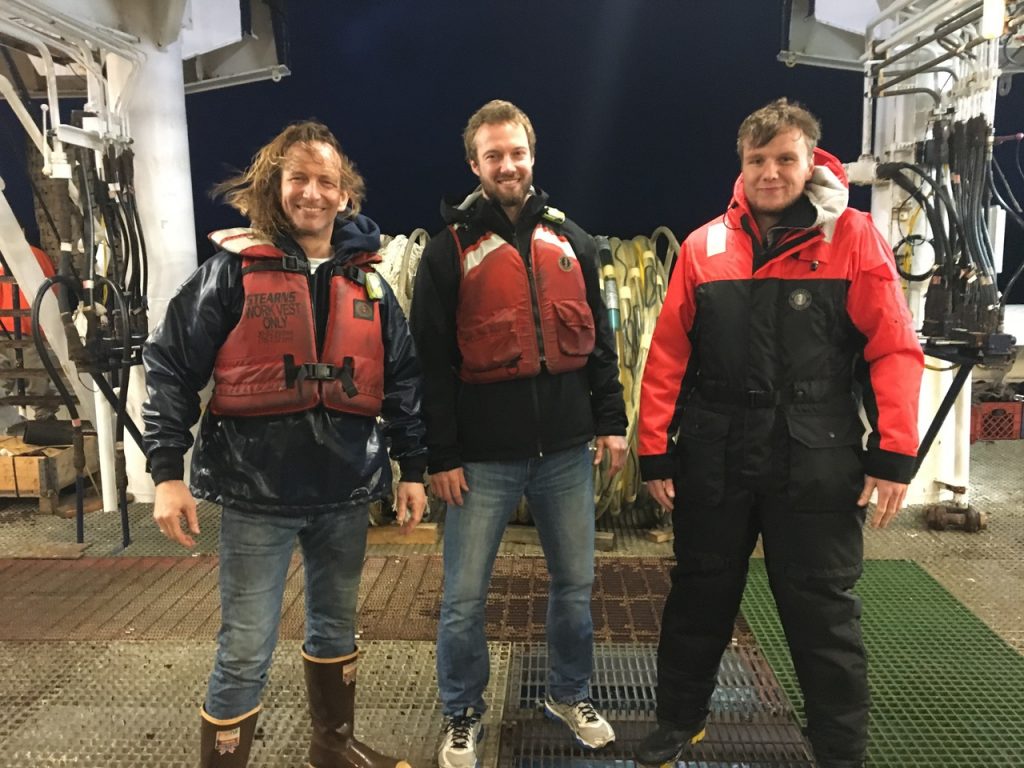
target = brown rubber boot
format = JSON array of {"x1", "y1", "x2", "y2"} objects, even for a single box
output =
[
  {"x1": 302, "y1": 647, "x2": 412, "y2": 768},
  {"x1": 199, "y1": 705, "x2": 260, "y2": 767}
]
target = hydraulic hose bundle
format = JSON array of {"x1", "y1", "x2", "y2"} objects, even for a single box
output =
[
  {"x1": 877, "y1": 114, "x2": 1007, "y2": 350},
  {"x1": 27, "y1": 137, "x2": 150, "y2": 549}
]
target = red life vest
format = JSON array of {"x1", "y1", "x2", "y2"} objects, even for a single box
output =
[
  {"x1": 453, "y1": 222, "x2": 596, "y2": 384},
  {"x1": 207, "y1": 228, "x2": 384, "y2": 418}
]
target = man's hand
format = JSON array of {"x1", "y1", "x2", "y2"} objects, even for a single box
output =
[
  {"x1": 645, "y1": 478, "x2": 676, "y2": 513},
  {"x1": 594, "y1": 435, "x2": 628, "y2": 477},
  {"x1": 395, "y1": 481, "x2": 427, "y2": 533},
  {"x1": 858, "y1": 475, "x2": 908, "y2": 529},
  {"x1": 429, "y1": 467, "x2": 469, "y2": 506},
  {"x1": 153, "y1": 480, "x2": 200, "y2": 549}
]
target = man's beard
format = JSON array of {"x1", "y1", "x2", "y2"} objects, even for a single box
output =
[{"x1": 484, "y1": 173, "x2": 531, "y2": 208}]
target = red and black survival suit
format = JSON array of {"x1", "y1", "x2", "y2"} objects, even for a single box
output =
[
  {"x1": 638, "y1": 149, "x2": 923, "y2": 767},
  {"x1": 142, "y1": 213, "x2": 426, "y2": 514},
  {"x1": 410, "y1": 189, "x2": 625, "y2": 471}
]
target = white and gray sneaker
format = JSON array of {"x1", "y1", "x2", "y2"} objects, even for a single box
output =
[
  {"x1": 543, "y1": 696, "x2": 616, "y2": 748},
  {"x1": 438, "y1": 708, "x2": 483, "y2": 768}
]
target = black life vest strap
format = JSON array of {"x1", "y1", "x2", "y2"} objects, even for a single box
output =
[
  {"x1": 333, "y1": 264, "x2": 366, "y2": 285},
  {"x1": 282, "y1": 354, "x2": 358, "y2": 397},
  {"x1": 337, "y1": 356, "x2": 358, "y2": 397},
  {"x1": 242, "y1": 255, "x2": 306, "y2": 275}
]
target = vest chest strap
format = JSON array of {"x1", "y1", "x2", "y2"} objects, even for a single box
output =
[{"x1": 283, "y1": 355, "x2": 358, "y2": 397}]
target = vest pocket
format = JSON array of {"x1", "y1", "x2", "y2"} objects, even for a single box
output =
[
  {"x1": 552, "y1": 299, "x2": 596, "y2": 357},
  {"x1": 785, "y1": 409, "x2": 865, "y2": 510},
  {"x1": 457, "y1": 309, "x2": 522, "y2": 373},
  {"x1": 677, "y1": 406, "x2": 731, "y2": 507}
]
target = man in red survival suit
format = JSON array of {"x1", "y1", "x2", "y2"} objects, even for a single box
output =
[
  {"x1": 634, "y1": 99, "x2": 923, "y2": 768},
  {"x1": 1, "y1": 245, "x2": 58, "y2": 420},
  {"x1": 141, "y1": 121, "x2": 427, "y2": 768}
]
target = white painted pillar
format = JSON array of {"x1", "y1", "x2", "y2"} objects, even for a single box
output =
[{"x1": 107, "y1": 37, "x2": 197, "y2": 503}]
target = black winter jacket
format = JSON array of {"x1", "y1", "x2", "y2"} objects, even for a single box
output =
[
  {"x1": 142, "y1": 214, "x2": 427, "y2": 515},
  {"x1": 410, "y1": 189, "x2": 626, "y2": 472}
]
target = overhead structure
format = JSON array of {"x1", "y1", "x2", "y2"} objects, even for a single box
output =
[
  {"x1": 0, "y1": 1, "x2": 291, "y2": 535},
  {"x1": 781, "y1": 0, "x2": 1024, "y2": 510}
]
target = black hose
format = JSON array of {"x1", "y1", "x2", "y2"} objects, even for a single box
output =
[
  {"x1": 892, "y1": 235, "x2": 936, "y2": 281},
  {"x1": 119, "y1": 148, "x2": 148, "y2": 312},
  {"x1": 30, "y1": 274, "x2": 85, "y2": 543},
  {"x1": 73, "y1": 151, "x2": 97, "y2": 308},
  {"x1": 877, "y1": 164, "x2": 955, "y2": 274},
  {"x1": 110, "y1": 148, "x2": 140, "y2": 304},
  {"x1": 92, "y1": 274, "x2": 132, "y2": 549},
  {"x1": 992, "y1": 155, "x2": 1023, "y2": 213}
]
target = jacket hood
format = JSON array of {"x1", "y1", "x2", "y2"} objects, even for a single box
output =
[
  {"x1": 213, "y1": 211, "x2": 383, "y2": 264},
  {"x1": 329, "y1": 211, "x2": 382, "y2": 263},
  {"x1": 730, "y1": 147, "x2": 849, "y2": 241},
  {"x1": 439, "y1": 186, "x2": 549, "y2": 226}
]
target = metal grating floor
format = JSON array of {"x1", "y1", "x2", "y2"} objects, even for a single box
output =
[
  {"x1": 0, "y1": 441, "x2": 1021, "y2": 765},
  {"x1": 0, "y1": 555, "x2": 672, "y2": 643},
  {"x1": 0, "y1": 639, "x2": 510, "y2": 768},
  {"x1": 500, "y1": 643, "x2": 812, "y2": 766},
  {"x1": 743, "y1": 559, "x2": 1024, "y2": 768}
]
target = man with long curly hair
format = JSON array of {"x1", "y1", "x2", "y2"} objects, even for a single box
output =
[{"x1": 142, "y1": 121, "x2": 427, "y2": 768}]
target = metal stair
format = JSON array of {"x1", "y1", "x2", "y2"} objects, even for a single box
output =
[{"x1": 0, "y1": 275, "x2": 73, "y2": 415}]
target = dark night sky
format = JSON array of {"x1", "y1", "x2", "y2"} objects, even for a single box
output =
[
  {"x1": 3, "y1": 0, "x2": 1024, "y2": 297},
  {"x1": 185, "y1": 0, "x2": 871, "y2": 242}
]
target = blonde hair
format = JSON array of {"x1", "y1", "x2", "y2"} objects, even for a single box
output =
[
  {"x1": 462, "y1": 99, "x2": 537, "y2": 163},
  {"x1": 737, "y1": 98, "x2": 821, "y2": 161},
  {"x1": 212, "y1": 120, "x2": 366, "y2": 239}
]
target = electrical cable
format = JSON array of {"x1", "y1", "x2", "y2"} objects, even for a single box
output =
[
  {"x1": 1015, "y1": 139, "x2": 1024, "y2": 188},
  {"x1": 992, "y1": 154, "x2": 1023, "y2": 213},
  {"x1": 877, "y1": 164, "x2": 956, "y2": 277},
  {"x1": 892, "y1": 234, "x2": 936, "y2": 281},
  {"x1": 988, "y1": 174, "x2": 1024, "y2": 306}
]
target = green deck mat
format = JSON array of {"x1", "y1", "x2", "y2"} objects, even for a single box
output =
[{"x1": 741, "y1": 559, "x2": 1024, "y2": 767}]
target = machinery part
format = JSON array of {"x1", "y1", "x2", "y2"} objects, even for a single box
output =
[{"x1": 924, "y1": 503, "x2": 989, "y2": 532}]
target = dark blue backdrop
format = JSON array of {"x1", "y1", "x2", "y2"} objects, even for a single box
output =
[
  {"x1": 3, "y1": 0, "x2": 1024, "y2": 297},
  {"x1": 186, "y1": 0, "x2": 869, "y2": 243}
]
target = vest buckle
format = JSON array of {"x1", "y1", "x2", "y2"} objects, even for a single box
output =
[
  {"x1": 306, "y1": 362, "x2": 336, "y2": 381},
  {"x1": 280, "y1": 255, "x2": 304, "y2": 272}
]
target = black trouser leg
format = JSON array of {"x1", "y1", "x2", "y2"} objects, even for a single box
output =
[
  {"x1": 762, "y1": 500, "x2": 869, "y2": 766},
  {"x1": 656, "y1": 487, "x2": 759, "y2": 726}
]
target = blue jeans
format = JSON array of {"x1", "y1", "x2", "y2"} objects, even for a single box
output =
[
  {"x1": 436, "y1": 443, "x2": 596, "y2": 715},
  {"x1": 205, "y1": 505, "x2": 369, "y2": 719}
]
